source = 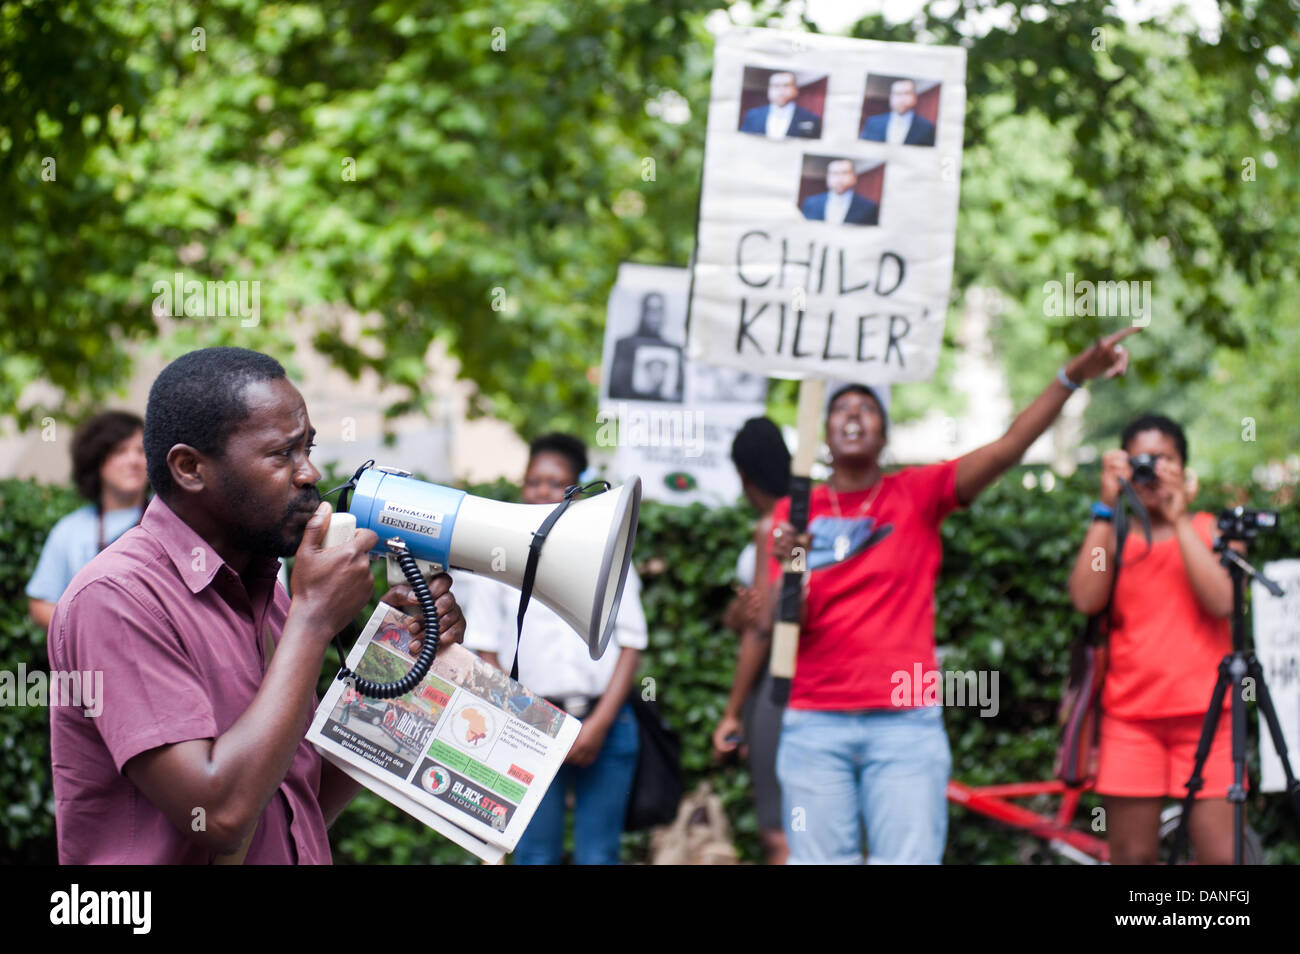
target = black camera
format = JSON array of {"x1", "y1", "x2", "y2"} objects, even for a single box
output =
[
  {"x1": 1129, "y1": 453, "x2": 1159, "y2": 484},
  {"x1": 1217, "y1": 506, "x2": 1278, "y2": 541}
]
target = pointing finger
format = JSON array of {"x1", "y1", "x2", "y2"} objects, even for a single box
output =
[{"x1": 1102, "y1": 325, "x2": 1143, "y2": 348}]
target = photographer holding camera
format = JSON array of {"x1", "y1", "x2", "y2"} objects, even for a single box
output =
[{"x1": 1068, "y1": 415, "x2": 1242, "y2": 864}]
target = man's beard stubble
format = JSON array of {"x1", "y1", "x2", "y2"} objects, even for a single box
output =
[{"x1": 220, "y1": 474, "x2": 322, "y2": 558}]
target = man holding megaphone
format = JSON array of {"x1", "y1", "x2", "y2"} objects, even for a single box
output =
[{"x1": 47, "y1": 347, "x2": 467, "y2": 864}]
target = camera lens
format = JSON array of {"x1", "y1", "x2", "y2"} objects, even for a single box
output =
[{"x1": 1130, "y1": 453, "x2": 1157, "y2": 485}]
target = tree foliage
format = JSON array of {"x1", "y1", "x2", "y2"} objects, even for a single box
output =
[
  {"x1": 834, "y1": 1, "x2": 1299, "y2": 474},
  {"x1": 4, "y1": 1, "x2": 1297, "y2": 468},
  {"x1": 2, "y1": 0, "x2": 718, "y2": 438}
]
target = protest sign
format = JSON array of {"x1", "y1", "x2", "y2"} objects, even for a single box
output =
[
  {"x1": 1253, "y1": 560, "x2": 1300, "y2": 792},
  {"x1": 600, "y1": 263, "x2": 766, "y2": 506},
  {"x1": 688, "y1": 28, "x2": 966, "y2": 384}
]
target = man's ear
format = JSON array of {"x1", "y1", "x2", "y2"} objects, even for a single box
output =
[{"x1": 166, "y1": 444, "x2": 208, "y2": 495}]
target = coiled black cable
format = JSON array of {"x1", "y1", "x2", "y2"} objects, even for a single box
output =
[{"x1": 335, "y1": 542, "x2": 441, "y2": 699}]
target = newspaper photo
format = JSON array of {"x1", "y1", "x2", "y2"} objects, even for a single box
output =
[{"x1": 307, "y1": 601, "x2": 581, "y2": 862}]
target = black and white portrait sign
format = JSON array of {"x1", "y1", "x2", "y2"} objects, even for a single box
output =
[{"x1": 600, "y1": 263, "x2": 766, "y2": 506}]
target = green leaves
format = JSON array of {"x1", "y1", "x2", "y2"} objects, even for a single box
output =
[
  {"x1": 0, "y1": 478, "x2": 81, "y2": 861},
  {"x1": 5, "y1": 0, "x2": 1298, "y2": 471},
  {"x1": 2, "y1": 0, "x2": 718, "y2": 440},
  {"x1": 839, "y1": 3, "x2": 1300, "y2": 477}
]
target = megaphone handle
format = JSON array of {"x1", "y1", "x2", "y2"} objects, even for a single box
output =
[{"x1": 335, "y1": 542, "x2": 443, "y2": 700}]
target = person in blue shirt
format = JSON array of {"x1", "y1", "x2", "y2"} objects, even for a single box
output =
[{"x1": 26, "y1": 411, "x2": 148, "y2": 629}]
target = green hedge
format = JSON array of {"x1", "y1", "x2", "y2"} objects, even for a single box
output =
[
  {"x1": 0, "y1": 479, "x2": 81, "y2": 863},
  {"x1": 3, "y1": 470, "x2": 1297, "y2": 864}
]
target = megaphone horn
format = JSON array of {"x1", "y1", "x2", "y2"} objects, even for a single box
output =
[{"x1": 323, "y1": 462, "x2": 642, "y2": 697}]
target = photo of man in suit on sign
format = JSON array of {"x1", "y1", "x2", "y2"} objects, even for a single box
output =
[
  {"x1": 800, "y1": 158, "x2": 880, "y2": 227},
  {"x1": 860, "y1": 77, "x2": 937, "y2": 147},
  {"x1": 739, "y1": 70, "x2": 822, "y2": 140},
  {"x1": 608, "y1": 291, "x2": 685, "y2": 403}
]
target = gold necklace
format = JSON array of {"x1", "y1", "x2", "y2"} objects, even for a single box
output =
[{"x1": 826, "y1": 477, "x2": 884, "y2": 561}]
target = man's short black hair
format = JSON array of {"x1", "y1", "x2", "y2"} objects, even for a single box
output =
[
  {"x1": 528, "y1": 432, "x2": 588, "y2": 482},
  {"x1": 72, "y1": 410, "x2": 145, "y2": 506},
  {"x1": 731, "y1": 417, "x2": 791, "y2": 499},
  {"x1": 1120, "y1": 414, "x2": 1188, "y2": 465},
  {"x1": 144, "y1": 348, "x2": 287, "y2": 499}
]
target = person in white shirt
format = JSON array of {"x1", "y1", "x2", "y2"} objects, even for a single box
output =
[
  {"x1": 739, "y1": 71, "x2": 822, "y2": 139},
  {"x1": 859, "y1": 78, "x2": 937, "y2": 147},
  {"x1": 456, "y1": 433, "x2": 648, "y2": 865},
  {"x1": 800, "y1": 159, "x2": 880, "y2": 227}
]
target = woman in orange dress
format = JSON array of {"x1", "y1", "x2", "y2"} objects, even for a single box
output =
[{"x1": 1068, "y1": 415, "x2": 1239, "y2": 864}]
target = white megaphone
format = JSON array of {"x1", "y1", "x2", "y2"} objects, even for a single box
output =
[{"x1": 325, "y1": 463, "x2": 642, "y2": 667}]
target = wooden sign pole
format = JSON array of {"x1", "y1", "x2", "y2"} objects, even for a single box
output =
[{"x1": 769, "y1": 377, "x2": 824, "y2": 704}]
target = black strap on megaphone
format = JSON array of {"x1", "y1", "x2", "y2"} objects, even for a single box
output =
[
  {"x1": 513, "y1": 480, "x2": 611, "y2": 682},
  {"x1": 324, "y1": 459, "x2": 375, "y2": 517}
]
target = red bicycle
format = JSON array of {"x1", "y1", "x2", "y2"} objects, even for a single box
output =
[
  {"x1": 947, "y1": 777, "x2": 1108, "y2": 863},
  {"x1": 948, "y1": 777, "x2": 1264, "y2": 864}
]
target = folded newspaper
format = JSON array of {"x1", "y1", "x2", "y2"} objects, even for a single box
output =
[{"x1": 307, "y1": 602, "x2": 580, "y2": 863}]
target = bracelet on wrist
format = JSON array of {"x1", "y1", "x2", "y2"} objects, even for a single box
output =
[
  {"x1": 1090, "y1": 501, "x2": 1113, "y2": 522},
  {"x1": 1057, "y1": 366, "x2": 1082, "y2": 391}
]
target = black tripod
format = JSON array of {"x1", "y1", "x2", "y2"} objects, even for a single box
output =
[{"x1": 1170, "y1": 529, "x2": 1300, "y2": 864}]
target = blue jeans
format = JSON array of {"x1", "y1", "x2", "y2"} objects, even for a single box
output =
[
  {"x1": 776, "y1": 706, "x2": 950, "y2": 864},
  {"x1": 513, "y1": 702, "x2": 640, "y2": 865}
]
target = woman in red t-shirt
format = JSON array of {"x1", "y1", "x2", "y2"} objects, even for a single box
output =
[
  {"x1": 768, "y1": 329, "x2": 1140, "y2": 864},
  {"x1": 1068, "y1": 415, "x2": 1237, "y2": 864}
]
